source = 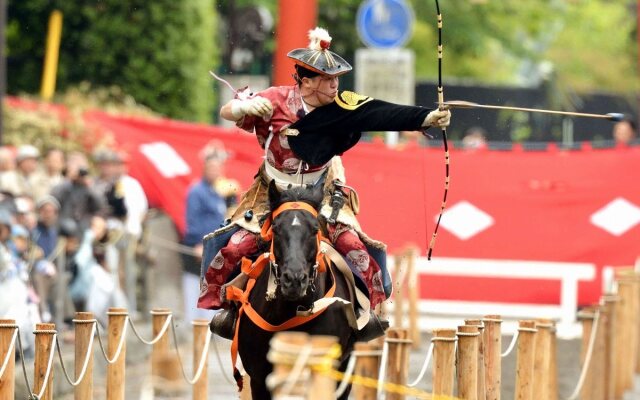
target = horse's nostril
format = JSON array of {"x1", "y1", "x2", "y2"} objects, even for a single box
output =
[
  {"x1": 295, "y1": 272, "x2": 307, "y2": 283},
  {"x1": 281, "y1": 270, "x2": 307, "y2": 290}
]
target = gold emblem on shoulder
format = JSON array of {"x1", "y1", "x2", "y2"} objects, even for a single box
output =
[
  {"x1": 335, "y1": 91, "x2": 373, "y2": 110},
  {"x1": 284, "y1": 128, "x2": 300, "y2": 136}
]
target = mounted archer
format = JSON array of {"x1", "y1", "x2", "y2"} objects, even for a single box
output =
[{"x1": 198, "y1": 27, "x2": 451, "y2": 342}]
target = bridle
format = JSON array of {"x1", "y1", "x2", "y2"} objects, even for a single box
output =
[{"x1": 259, "y1": 201, "x2": 330, "y2": 289}]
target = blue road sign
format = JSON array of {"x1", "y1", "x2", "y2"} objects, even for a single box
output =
[{"x1": 356, "y1": 0, "x2": 415, "y2": 49}]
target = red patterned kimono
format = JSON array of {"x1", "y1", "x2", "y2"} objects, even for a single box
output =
[{"x1": 197, "y1": 85, "x2": 387, "y2": 310}]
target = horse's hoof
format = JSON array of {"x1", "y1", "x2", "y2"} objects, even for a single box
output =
[
  {"x1": 209, "y1": 309, "x2": 237, "y2": 340},
  {"x1": 355, "y1": 312, "x2": 389, "y2": 342}
]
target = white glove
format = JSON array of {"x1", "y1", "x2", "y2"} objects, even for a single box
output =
[
  {"x1": 230, "y1": 96, "x2": 273, "y2": 119},
  {"x1": 422, "y1": 109, "x2": 451, "y2": 128}
]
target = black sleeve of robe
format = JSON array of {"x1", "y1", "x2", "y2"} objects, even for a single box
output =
[{"x1": 288, "y1": 93, "x2": 431, "y2": 166}]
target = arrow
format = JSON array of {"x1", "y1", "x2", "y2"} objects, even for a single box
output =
[{"x1": 441, "y1": 100, "x2": 624, "y2": 122}]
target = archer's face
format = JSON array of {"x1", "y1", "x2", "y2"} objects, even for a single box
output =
[{"x1": 304, "y1": 75, "x2": 339, "y2": 106}]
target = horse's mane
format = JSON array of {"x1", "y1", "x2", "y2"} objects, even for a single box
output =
[{"x1": 272, "y1": 184, "x2": 323, "y2": 211}]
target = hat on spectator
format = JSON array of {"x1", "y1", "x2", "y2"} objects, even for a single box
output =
[
  {"x1": 11, "y1": 224, "x2": 29, "y2": 239},
  {"x1": 0, "y1": 209, "x2": 12, "y2": 227},
  {"x1": 199, "y1": 140, "x2": 229, "y2": 162},
  {"x1": 16, "y1": 145, "x2": 41, "y2": 162},
  {"x1": 36, "y1": 195, "x2": 61, "y2": 210},
  {"x1": 93, "y1": 148, "x2": 124, "y2": 164}
]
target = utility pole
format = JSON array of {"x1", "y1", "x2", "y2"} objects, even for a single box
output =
[{"x1": 0, "y1": 0, "x2": 6, "y2": 145}]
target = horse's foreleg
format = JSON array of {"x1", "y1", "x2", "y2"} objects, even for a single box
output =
[{"x1": 249, "y1": 374, "x2": 271, "y2": 400}]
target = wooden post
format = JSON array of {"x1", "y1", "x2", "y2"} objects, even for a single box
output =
[
  {"x1": 353, "y1": 342, "x2": 382, "y2": 400},
  {"x1": 394, "y1": 253, "x2": 406, "y2": 335},
  {"x1": 514, "y1": 320, "x2": 537, "y2": 400},
  {"x1": 615, "y1": 278, "x2": 634, "y2": 392},
  {"x1": 309, "y1": 335, "x2": 340, "y2": 400},
  {"x1": 386, "y1": 328, "x2": 411, "y2": 400},
  {"x1": 33, "y1": 323, "x2": 56, "y2": 400},
  {"x1": 482, "y1": 315, "x2": 502, "y2": 400},
  {"x1": 578, "y1": 308, "x2": 597, "y2": 400},
  {"x1": 636, "y1": 274, "x2": 640, "y2": 375},
  {"x1": 192, "y1": 319, "x2": 209, "y2": 400},
  {"x1": 548, "y1": 322, "x2": 558, "y2": 400},
  {"x1": 406, "y1": 247, "x2": 421, "y2": 348},
  {"x1": 593, "y1": 304, "x2": 607, "y2": 400},
  {"x1": 628, "y1": 276, "x2": 640, "y2": 376},
  {"x1": 106, "y1": 308, "x2": 127, "y2": 400},
  {"x1": 0, "y1": 319, "x2": 16, "y2": 400},
  {"x1": 151, "y1": 308, "x2": 179, "y2": 394},
  {"x1": 268, "y1": 332, "x2": 310, "y2": 398},
  {"x1": 74, "y1": 312, "x2": 94, "y2": 400},
  {"x1": 465, "y1": 319, "x2": 486, "y2": 400},
  {"x1": 432, "y1": 328, "x2": 457, "y2": 399},
  {"x1": 531, "y1": 319, "x2": 552, "y2": 400},
  {"x1": 457, "y1": 325, "x2": 479, "y2": 400},
  {"x1": 602, "y1": 295, "x2": 618, "y2": 400}
]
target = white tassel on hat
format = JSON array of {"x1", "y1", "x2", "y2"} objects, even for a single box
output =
[{"x1": 308, "y1": 27, "x2": 332, "y2": 51}]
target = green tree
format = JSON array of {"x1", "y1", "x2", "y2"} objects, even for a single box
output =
[{"x1": 7, "y1": 0, "x2": 219, "y2": 122}]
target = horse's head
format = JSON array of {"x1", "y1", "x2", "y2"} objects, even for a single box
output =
[{"x1": 266, "y1": 180, "x2": 325, "y2": 301}]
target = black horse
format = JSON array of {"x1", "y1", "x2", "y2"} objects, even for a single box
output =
[{"x1": 237, "y1": 180, "x2": 356, "y2": 399}]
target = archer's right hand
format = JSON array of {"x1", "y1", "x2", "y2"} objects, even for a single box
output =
[{"x1": 231, "y1": 96, "x2": 273, "y2": 119}]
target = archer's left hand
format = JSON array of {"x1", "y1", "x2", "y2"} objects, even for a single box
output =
[{"x1": 423, "y1": 109, "x2": 451, "y2": 128}]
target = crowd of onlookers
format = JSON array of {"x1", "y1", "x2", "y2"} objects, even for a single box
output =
[{"x1": 0, "y1": 144, "x2": 148, "y2": 356}]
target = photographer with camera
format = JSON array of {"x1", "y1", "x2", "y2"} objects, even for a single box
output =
[{"x1": 50, "y1": 152, "x2": 105, "y2": 232}]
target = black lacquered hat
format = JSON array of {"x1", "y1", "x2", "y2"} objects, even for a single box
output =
[{"x1": 287, "y1": 27, "x2": 352, "y2": 77}]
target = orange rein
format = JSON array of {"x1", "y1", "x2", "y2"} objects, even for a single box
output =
[{"x1": 225, "y1": 201, "x2": 334, "y2": 390}]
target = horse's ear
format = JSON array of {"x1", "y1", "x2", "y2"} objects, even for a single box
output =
[
  {"x1": 310, "y1": 182, "x2": 324, "y2": 208},
  {"x1": 268, "y1": 180, "x2": 280, "y2": 209}
]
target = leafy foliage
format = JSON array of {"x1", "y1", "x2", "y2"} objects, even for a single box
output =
[
  {"x1": 7, "y1": 0, "x2": 219, "y2": 122},
  {"x1": 3, "y1": 84, "x2": 158, "y2": 153}
]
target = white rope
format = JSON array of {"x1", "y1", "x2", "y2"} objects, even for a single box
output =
[
  {"x1": 335, "y1": 352, "x2": 358, "y2": 398},
  {"x1": 501, "y1": 330, "x2": 520, "y2": 357},
  {"x1": 376, "y1": 340, "x2": 390, "y2": 399},
  {"x1": 210, "y1": 334, "x2": 235, "y2": 385},
  {"x1": 147, "y1": 234, "x2": 198, "y2": 256},
  {"x1": 565, "y1": 310, "x2": 601, "y2": 400},
  {"x1": 32, "y1": 333, "x2": 58, "y2": 400},
  {"x1": 407, "y1": 342, "x2": 435, "y2": 387},
  {"x1": 169, "y1": 322, "x2": 212, "y2": 385},
  {"x1": 55, "y1": 322, "x2": 97, "y2": 386},
  {"x1": 0, "y1": 327, "x2": 18, "y2": 379},
  {"x1": 128, "y1": 314, "x2": 172, "y2": 345},
  {"x1": 95, "y1": 317, "x2": 130, "y2": 364},
  {"x1": 281, "y1": 343, "x2": 313, "y2": 396}
]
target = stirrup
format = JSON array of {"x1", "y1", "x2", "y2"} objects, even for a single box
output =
[
  {"x1": 355, "y1": 311, "x2": 389, "y2": 342},
  {"x1": 209, "y1": 309, "x2": 237, "y2": 340}
]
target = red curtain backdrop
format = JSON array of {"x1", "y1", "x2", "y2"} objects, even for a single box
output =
[{"x1": 8, "y1": 99, "x2": 640, "y2": 306}]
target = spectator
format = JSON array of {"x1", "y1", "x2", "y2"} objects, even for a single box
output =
[
  {"x1": 50, "y1": 152, "x2": 105, "y2": 232},
  {"x1": 93, "y1": 149, "x2": 148, "y2": 312},
  {"x1": 182, "y1": 149, "x2": 229, "y2": 322},
  {"x1": 612, "y1": 118, "x2": 637, "y2": 145},
  {"x1": 0, "y1": 145, "x2": 49, "y2": 201},
  {"x1": 14, "y1": 195, "x2": 37, "y2": 231},
  {"x1": 31, "y1": 196, "x2": 61, "y2": 322},
  {"x1": 462, "y1": 127, "x2": 488, "y2": 149},
  {"x1": 43, "y1": 148, "x2": 66, "y2": 192},
  {"x1": 0, "y1": 147, "x2": 15, "y2": 173},
  {"x1": 32, "y1": 195, "x2": 61, "y2": 259},
  {"x1": 0, "y1": 210, "x2": 36, "y2": 357}
]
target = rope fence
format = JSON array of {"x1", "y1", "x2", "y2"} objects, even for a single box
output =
[{"x1": 2, "y1": 245, "x2": 640, "y2": 399}]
